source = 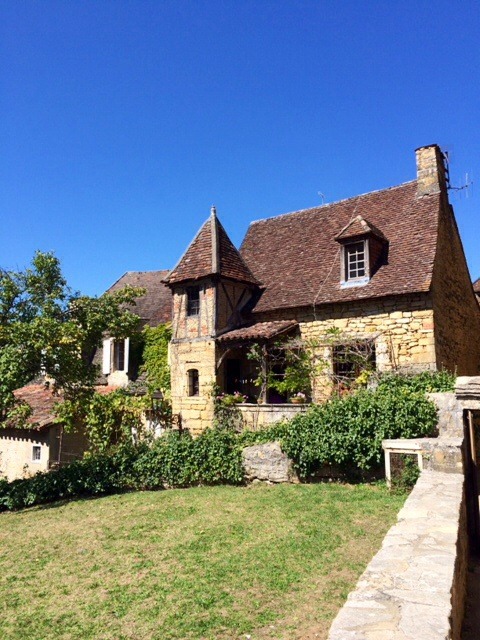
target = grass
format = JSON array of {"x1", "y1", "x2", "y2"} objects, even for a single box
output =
[{"x1": 0, "y1": 483, "x2": 405, "y2": 640}]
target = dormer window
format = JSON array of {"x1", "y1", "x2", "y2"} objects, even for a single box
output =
[
  {"x1": 335, "y1": 215, "x2": 388, "y2": 288},
  {"x1": 187, "y1": 286, "x2": 200, "y2": 316},
  {"x1": 345, "y1": 241, "x2": 366, "y2": 281}
]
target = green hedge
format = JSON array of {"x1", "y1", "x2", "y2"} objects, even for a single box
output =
[
  {"x1": 0, "y1": 429, "x2": 244, "y2": 512},
  {"x1": 239, "y1": 371, "x2": 454, "y2": 477},
  {"x1": 0, "y1": 372, "x2": 454, "y2": 510}
]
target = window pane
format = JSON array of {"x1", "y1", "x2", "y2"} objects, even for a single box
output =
[
  {"x1": 113, "y1": 340, "x2": 125, "y2": 371},
  {"x1": 187, "y1": 287, "x2": 200, "y2": 316},
  {"x1": 188, "y1": 369, "x2": 199, "y2": 396},
  {"x1": 345, "y1": 242, "x2": 366, "y2": 280}
]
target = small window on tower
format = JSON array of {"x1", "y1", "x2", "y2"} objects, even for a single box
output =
[
  {"x1": 187, "y1": 369, "x2": 199, "y2": 396},
  {"x1": 187, "y1": 286, "x2": 200, "y2": 316}
]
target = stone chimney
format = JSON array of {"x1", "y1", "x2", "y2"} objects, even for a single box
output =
[{"x1": 415, "y1": 144, "x2": 448, "y2": 197}]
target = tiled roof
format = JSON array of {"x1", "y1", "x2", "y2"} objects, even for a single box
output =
[
  {"x1": 473, "y1": 278, "x2": 480, "y2": 294},
  {"x1": 240, "y1": 181, "x2": 440, "y2": 313},
  {"x1": 335, "y1": 215, "x2": 387, "y2": 242},
  {"x1": 12, "y1": 385, "x2": 61, "y2": 429},
  {"x1": 216, "y1": 320, "x2": 298, "y2": 343},
  {"x1": 9, "y1": 384, "x2": 120, "y2": 430},
  {"x1": 165, "y1": 209, "x2": 260, "y2": 286},
  {"x1": 107, "y1": 270, "x2": 172, "y2": 326}
]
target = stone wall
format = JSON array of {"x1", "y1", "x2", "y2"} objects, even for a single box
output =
[
  {"x1": 328, "y1": 470, "x2": 468, "y2": 640},
  {"x1": 0, "y1": 428, "x2": 50, "y2": 480},
  {"x1": 237, "y1": 403, "x2": 308, "y2": 430},
  {"x1": 257, "y1": 293, "x2": 436, "y2": 401},
  {"x1": 431, "y1": 202, "x2": 480, "y2": 375},
  {"x1": 170, "y1": 339, "x2": 216, "y2": 434}
]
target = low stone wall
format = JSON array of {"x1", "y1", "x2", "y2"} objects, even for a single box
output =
[
  {"x1": 237, "y1": 403, "x2": 308, "y2": 430},
  {"x1": 328, "y1": 469, "x2": 468, "y2": 640}
]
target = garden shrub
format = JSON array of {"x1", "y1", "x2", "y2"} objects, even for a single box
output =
[
  {"x1": 133, "y1": 428, "x2": 244, "y2": 489},
  {"x1": 0, "y1": 371, "x2": 452, "y2": 510},
  {"x1": 279, "y1": 379, "x2": 440, "y2": 478},
  {"x1": 0, "y1": 444, "x2": 141, "y2": 511}
]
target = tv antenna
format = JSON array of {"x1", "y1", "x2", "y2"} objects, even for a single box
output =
[
  {"x1": 442, "y1": 148, "x2": 473, "y2": 197},
  {"x1": 318, "y1": 191, "x2": 326, "y2": 205}
]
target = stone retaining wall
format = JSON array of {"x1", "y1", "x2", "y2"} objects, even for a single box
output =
[
  {"x1": 237, "y1": 403, "x2": 308, "y2": 430},
  {"x1": 328, "y1": 469, "x2": 468, "y2": 640}
]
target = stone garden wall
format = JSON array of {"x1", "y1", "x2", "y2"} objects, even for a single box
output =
[{"x1": 328, "y1": 469, "x2": 467, "y2": 640}]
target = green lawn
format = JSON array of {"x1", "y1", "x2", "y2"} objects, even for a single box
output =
[{"x1": 0, "y1": 483, "x2": 404, "y2": 640}]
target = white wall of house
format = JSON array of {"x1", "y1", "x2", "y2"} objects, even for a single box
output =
[{"x1": 0, "y1": 428, "x2": 50, "y2": 481}]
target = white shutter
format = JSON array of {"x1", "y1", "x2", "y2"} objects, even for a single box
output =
[
  {"x1": 102, "y1": 339, "x2": 112, "y2": 375},
  {"x1": 124, "y1": 337, "x2": 130, "y2": 373}
]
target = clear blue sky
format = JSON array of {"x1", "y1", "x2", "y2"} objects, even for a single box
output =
[{"x1": 1, "y1": 0, "x2": 479, "y2": 295}]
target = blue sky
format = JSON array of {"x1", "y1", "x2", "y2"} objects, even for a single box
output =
[{"x1": 1, "y1": 0, "x2": 479, "y2": 295}]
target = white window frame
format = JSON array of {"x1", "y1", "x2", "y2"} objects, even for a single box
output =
[
  {"x1": 341, "y1": 240, "x2": 370, "y2": 288},
  {"x1": 32, "y1": 445, "x2": 42, "y2": 463},
  {"x1": 102, "y1": 337, "x2": 130, "y2": 374}
]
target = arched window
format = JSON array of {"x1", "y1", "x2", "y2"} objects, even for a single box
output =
[{"x1": 187, "y1": 369, "x2": 199, "y2": 396}]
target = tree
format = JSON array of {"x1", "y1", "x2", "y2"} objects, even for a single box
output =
[{"x1": 0, "y1": 251, "x2": 143, "y2": 418}]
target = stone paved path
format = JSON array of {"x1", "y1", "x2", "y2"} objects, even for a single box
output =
[{"x1": 462, "y1": 554, "x2": 480, "y2": 639}]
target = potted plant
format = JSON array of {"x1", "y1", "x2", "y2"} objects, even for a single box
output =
[{"x1": 290, "y1": 391, "x2": 307, "y2": 404}]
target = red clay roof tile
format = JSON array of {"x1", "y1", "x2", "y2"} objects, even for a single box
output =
[
  {"x1": 165, "y1": 210, "x2": 260, "y2": 286},
  {"x1": 240, "y1": 181, "x2": 439, "y2": 313}
]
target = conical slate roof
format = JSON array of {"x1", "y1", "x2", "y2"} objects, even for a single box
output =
[{"x1": 165, "y1": 208, "x2": 260, "y2": 286}]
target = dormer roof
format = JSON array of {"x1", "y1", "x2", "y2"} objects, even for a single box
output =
[
  {"x1": 334, "y1": 215, "x2": 387, "y2": 243},
  {"x1": 164, "y1": 208, "x2": 260, "y2": 286}
]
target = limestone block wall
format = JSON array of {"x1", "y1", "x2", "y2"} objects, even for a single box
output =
[
  {"x1": 256, "y1": 293, "x2": 437, "y2": 401},
  {"x1": 431, "y1": 202, "x2": 480, "y2": 375},
  {"x1": 170, "y1": 339, "x2": 216, "y2": 434},
  {"x1": 0, "y1": 428, "x2": 50, "y2": 480},
  {"x1": 237, "y1": 403, "x2": 308, "y2": 431}
]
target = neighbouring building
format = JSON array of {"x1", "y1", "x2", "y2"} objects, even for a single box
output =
[
  {"x1": 0, "y1": 384, "x2": 116, "y2": 481},
  {"x1": 164, "y1": 145, "x2": 480, "y2": 434},
  {"x1": 98, "y1": 270, "x2": 172, "y2": 387},
  {"x1": 0, "y1": 271, "x2": 172, "y2": 480}
]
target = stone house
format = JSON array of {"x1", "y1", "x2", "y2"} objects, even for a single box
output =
[
  {"x1": 164, "y1": 145, "x2": 480, "y2": 434},
  {"x1": 98, "y1": 270, "x2": 172, "y2": 388}
]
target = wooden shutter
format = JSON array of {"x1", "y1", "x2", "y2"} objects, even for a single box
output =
[
  {"x1": 102, "y1": 339, "x2": 112, "y2": 375},
  {"x1": 124, "y1": 338, "x2": 130, "y2": 373}
]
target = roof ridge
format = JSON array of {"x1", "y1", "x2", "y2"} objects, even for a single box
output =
[{"x1": 246, "y1": 180, "x2": 417, "y2": 227}]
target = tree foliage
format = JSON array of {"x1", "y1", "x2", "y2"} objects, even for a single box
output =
[{"x1": 0, "y1": 251, "x2": 143, "y2": 417}]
